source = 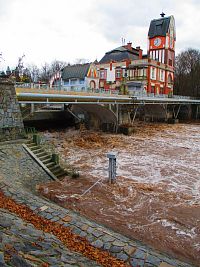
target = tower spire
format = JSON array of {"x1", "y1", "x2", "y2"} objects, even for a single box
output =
[{"x1": 160, "y1": 12, "x2": 165, "y2": 18}]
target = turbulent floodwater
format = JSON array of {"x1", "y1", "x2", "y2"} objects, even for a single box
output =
[{"x1": 38, "y1": 122, "x2": 200, "y2": 266}]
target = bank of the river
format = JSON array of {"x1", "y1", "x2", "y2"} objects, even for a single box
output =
[{"x1": 38, "y1": 122, "x2": 200, "y2": 266}]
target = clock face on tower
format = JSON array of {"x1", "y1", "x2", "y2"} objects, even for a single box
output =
[{"x1": 154, "y1": 37, "x2": 161, "y2": 47}]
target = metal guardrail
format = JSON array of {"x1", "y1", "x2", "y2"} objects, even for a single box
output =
[
  {"x1": 173, "y1": 95, "x2": 193, "y2": 99},
  {"x1": 128, "y1": 92, "x2": 198, "y2": 100},
  {"x1": 15, "y1": 82, "x2": 120, "y2": 95},
  {"x1": 15, "y1": 82, "x2": 199, "y2": 100}
]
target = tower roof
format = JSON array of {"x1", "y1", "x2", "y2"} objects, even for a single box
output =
[{"x1": 148, "y1": 16, "x2": 171, "y2": 38}]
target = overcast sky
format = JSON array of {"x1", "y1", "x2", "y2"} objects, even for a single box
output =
[{"x1": 0, "y1": 0, "x2": 200, "y2": 70}]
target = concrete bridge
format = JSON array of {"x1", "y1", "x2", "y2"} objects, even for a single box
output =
[
  {"x1": 16, "y1": 83, "x2": 200, "y2": 105},
  {"x1": 15, "y1": 83, "x2": 200, "y2": 129}
]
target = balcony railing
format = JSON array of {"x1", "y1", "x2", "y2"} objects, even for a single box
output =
[
  {"x1": 128, "y1": 76, "x2": 147, "y2": 81},
  {"x1": 129, "y1": 59, "x2": 149, "y2": 66}
]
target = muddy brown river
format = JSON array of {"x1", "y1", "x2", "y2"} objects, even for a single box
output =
[{"x1": 38, "y1": 122, "x2": 200, "y2": 266}]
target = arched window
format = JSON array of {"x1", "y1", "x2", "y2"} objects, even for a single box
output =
[{"x1": 90, "y1": 80, "x2": 96, "y2": 89}]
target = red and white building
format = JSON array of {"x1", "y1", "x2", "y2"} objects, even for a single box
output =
[
  {"x1": 98, "y1": 14, "x2": 176, "y2": 95},
  {"x1": 127, "y1": 14, "x2": 176, "y2": 95},
  {"x1": 97, "y1": 42, "x2": 142, "y2": 91}
]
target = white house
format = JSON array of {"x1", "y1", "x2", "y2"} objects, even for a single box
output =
[{"x1": 50, "y1": 63, "x2": 99, "y2": 91}]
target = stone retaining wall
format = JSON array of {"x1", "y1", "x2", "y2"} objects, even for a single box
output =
[
  {"x1": 0, "y1": 143, "x2": 52, "y2": 192},
  {"x1": 0, "y1": 79, "x2": 25, "y2": 141}
]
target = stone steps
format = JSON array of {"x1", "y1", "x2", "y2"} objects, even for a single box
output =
[
  {"x1": 42, "y1": 158, "x2": 53, "y2": 165},
  {"x1": 35, "y1": 151, "x2": 48, "y2": 158},
  {"x1": 39, "y1": 154, "x2": 51, "y2": 161},
  {"x1": 26, "y1": 140, "x2": 67, "y2": 180},
  {"x1": 49, "y1": 164, "x2": 60, "y2": 172},
  {"x1": 46, "y1": 162, "x2": 56, "y2": 168}
]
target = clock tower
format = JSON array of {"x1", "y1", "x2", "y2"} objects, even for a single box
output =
[
  {"x1": 148, "y1": 14, "x2": 176, "y2": 66},
  {"x1": 147, "y1": 13, "x2": 176, "y2": 94}
]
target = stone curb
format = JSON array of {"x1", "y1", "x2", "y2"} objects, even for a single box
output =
[
  {"x1": 0, "y1": 208, "x2": 101, "y2": 267},
  {"x1": 0, "y1": 181, "x2": 194, "y2": 267}
]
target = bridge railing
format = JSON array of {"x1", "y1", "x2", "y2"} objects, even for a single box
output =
[
  {"x1": 15, "y1": 82, "x2": 49, "y2": 89},
  {"x1": 128, "y1": 92, "x2": 169, "y2": 98},
  {"x1": 50, "y1": 85, "x2": 120, "y2": 95},
  {"x1": 172, "y1": 95, "x2": 193, "y2": 99},
  {"x1": 128, "y1": 91, "x2": 197, "y2": 100},
  {"x1": 15, "y1": 82, "x2": 120, "y2": 95},
  {"x1": 15, "y1": 82, "x2": 199, "y2": 100}
]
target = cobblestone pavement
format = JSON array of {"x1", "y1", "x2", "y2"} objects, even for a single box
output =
[
  {"x1": 0, "y1": 208, "x2": 101, "y2": 267},
  {"x1": 0, "y1": 143, "x2": 196, "y2": 267}
]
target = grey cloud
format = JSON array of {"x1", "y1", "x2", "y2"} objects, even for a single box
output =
[{"x1": 85, "y1": 0, "x2": 176, "y2": 42}]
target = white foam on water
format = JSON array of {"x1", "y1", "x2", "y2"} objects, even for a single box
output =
[
  {"x1": 42, "y1": 124, "x2": 200, "y2": 201},
  {"x1": 158, "y1": 219, "x2": 197, "y2": 239}
]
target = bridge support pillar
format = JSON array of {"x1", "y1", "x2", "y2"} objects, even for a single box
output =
[
  {"x1": 130, "y1": 105, "x2": 139, "y2": 124},
  {"x1": 173, "y1": 104, "x2": 181, "y2": 120},
  {"x1": 31, "y1": 103, "x2": 35, "y2": 114},
  {"x1": 196, "y1": 105, "x2": 200, "y2": 119},
  {"x1": 116, "y1": 104, "x2": 119, "y2": 125},
  {"x1": 118, "y1": 105, "x2": 135, "y2": 125}
]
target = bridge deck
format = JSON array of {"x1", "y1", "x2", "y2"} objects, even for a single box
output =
[{"x1": 16, "y1": 87, "x2": 200, "y2": 105}]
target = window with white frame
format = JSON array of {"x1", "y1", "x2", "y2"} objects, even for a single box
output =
[
  {"x1": 151, "y1": 67, "x2": 156, "y2": 80},
  {"x1": 70, "y1": 79, "x2": 77, "y2": 85},
  {"x1": 64, "y1": 79, "x2": 69, "y2": 85},
  {"x1": 100, "y1": 70, "x2": 105, "y2": 79},
  {"x1": 116, "y1": 68, "x2": 121, "y2": 78},
  {"x1": 160, "y1": 70, "x2": 164, "y2": 81},
  {"x1": 153, "y1": 50, "x2": 156, "y2": 60},
  {"x1": 159, "y1": 50, "x2": 162, "y2": 62},
  {"x1": 162, "y1": 50, "x2": 165, "y2": 63},
  {"x1": 79, "y1": 79, "x2": 84, "y2": 84},
  {"x1": 155, "y1": 50, "x2": 159, "y2": 61}
]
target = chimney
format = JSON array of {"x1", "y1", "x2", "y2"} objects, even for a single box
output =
[
  {"x1": 125, "y1": 42, "x2": 132, "y2": 50},
  {"x1": 136, "y1": 46, "x2": 143, "y2": 59}
]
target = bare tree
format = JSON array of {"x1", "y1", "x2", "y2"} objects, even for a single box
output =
[
  {"x1": 18, "y1": 60, "x2": 69, "y2": 83},
  {"x1": 174, "y1": 48, "x2": 200, "y2": 97},
  {"x1": 39, "y1": 63, "x2": 51, "y2": 83},
  {"x1": 26, "y1": 64, "x2": 40, "y2": 82},
  {"x1": 50, "y1": 60, "x2": 68, "y2": 72},
  {"x1": 39, "y1": 60, "x2": 69, "y2": 83}
]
